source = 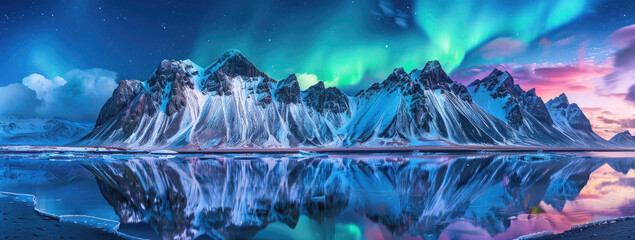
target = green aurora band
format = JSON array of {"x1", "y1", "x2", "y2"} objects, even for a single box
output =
[{"x1": 191, "y1": 0, "x2": 600, "y2": 89}]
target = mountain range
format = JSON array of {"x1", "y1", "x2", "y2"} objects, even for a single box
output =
[
  {"x1": 70, "y1": 49, "x2": 619, "y2": 149},
  {"x1": 0, "y1": 116, "x2": 92, "y2": 146}
]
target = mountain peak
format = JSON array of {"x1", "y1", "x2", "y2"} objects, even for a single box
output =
[
  {"x1": 275, "y1": 74, "x2": 301, "y2": 104},
  {"x1": 148, "y1": 59, "x2": 198, "y2": 92},
  {"x1": 204, "y1": 49, "x2": 254, "y2": 75},
  {"x1": 546, "y1": 93, "x2": 570, "y2": 109},
  {"x1": 201, "y1": 49, "x2": 269, "y2": 95},
  {"x1": 413, "y1": 61, "x2": 453, "y2": 89},
  {"x1": 555, "y1": 93, "x2": 569, "y2": 102},
  {"x1": 468, "y1": 68, "x2": 514, "y2": 95},
  {"x1": 312, "y1": 80, "x2": 325, "y2": 90},
  {"x1": 423, "y1": 60, "x2": 441, "y2": 72},
  {"x1": 383, "y1": 67, "x2": 413, "y2": 87},
  {"x1": 609, "y1": 130, "x2": 635, "y2": 147},
  {"x1": 225, "y1": 48, "x2": 242, "y2": 56},
  {"x1": 218, "y1": 49, "x2": 246, "y2": 63},
  {"x1": 490, "y1": 69, "x2": 513, "y2": 85}
]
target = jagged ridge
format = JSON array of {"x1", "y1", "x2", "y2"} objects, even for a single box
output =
[{"x1": 78, "y1": 50, "x2": 610, "y2": 149}]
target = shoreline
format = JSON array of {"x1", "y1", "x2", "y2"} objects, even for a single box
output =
[
  {"x1": 0, "y1": 192, "x2": 141, "y2": 240},
  {"x1": 0, "y1": 145, "x2": 634, "y2": 155},
  {"x1": 517, "y1": 216, "x2": 635, "y2": 239}
]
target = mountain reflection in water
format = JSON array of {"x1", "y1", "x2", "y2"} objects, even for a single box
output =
[{"x1": 76, "y1": 153, "x2": 635, "y2": 240}]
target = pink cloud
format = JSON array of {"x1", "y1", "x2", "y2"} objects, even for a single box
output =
[
  {"x1": 478, "y1": 37, "x2": 527, "y2": 60},
  {"x1": 533, "y1": 64, "x2": 612, "y2": 82},
  {"x1": 626, "y1": 84, "x2": 635, "y2": 104},
  {"x1": 539, "y1": 37, "x2": 551, "y2": 45}
]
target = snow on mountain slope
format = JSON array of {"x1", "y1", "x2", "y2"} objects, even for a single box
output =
[
  {"x1": 344, "y1": 64, "x2": 514, "y2": 146},
  {"x1": 467, "y1": 69, "x2": 578, "y2": 146},
  {"x1": 0, "y1": 116, "x2": 92, "y2": 146},
  {"x1": 79, "y1": 50, "x2": 351, "y2": 149},
  {"x1": 79, "y1": 50, "x2": 609, "y2": 149},
  {"x1": 609, "y1": 130, "x2": 635, "y2": 147},
  {"x1": 545, "y1": 93, "x2": 610, "y2": 147}
]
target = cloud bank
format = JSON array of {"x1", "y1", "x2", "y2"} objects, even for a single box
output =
[
  {"x1": 0, "y1": 83, "x2": 41, "y2": 117},
  {"x1": 626, "y1": 84, "x2": 635, "y2": 104},
  {"x1": 0, "y1": 69, "x2": 118, "y2": 122}
]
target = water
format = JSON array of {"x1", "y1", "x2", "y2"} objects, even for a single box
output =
[{"x1": 1, "y1": 151, "x2": 635, "y2": 240}]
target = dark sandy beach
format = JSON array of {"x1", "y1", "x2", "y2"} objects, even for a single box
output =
[{"x1": 0, "y1": 194, "x2": 125, "y2": 240}]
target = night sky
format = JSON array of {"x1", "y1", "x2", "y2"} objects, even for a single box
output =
[{"x1": 1, "y1": 0, "x2": 635, "y2": 138}]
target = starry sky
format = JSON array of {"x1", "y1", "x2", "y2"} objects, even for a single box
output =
[{"x1": 1, "y1": 0, "x2": 635, "y2": 138}]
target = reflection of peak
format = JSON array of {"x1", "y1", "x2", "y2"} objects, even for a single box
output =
[{"x1": 85, "y1": 154, "x2": 610, "y2": 240}]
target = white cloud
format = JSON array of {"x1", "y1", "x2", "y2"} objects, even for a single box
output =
[
  {"x1": 22, "y1": 73, "x2": 66, "y2": 99},
  {"x1": 2, "y1": 68, "x2": 119, "y2": 122},
  {"x1": 297, "y1": 73, "x2": 320, "y2": 90},
  {"x1": 0, "y1": 83, "x2": 41, "y2": 117}
]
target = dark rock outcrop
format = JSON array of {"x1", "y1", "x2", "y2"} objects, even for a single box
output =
[
  {"x1": 95, "y1": 79, "x2": 144, "y2": 128},
  {"x1": 469, "y1": 69, "x2": 553, "y2": 128},
  {"x1": 546, "y1": 93, "x2": 592, "y2": 131},
  {"x1": 303, "y1": 81, "x2": 350, "y2": 114},
  {"x1": 274, "y1": 74, "x2": 302, "y2": 104},
  {"x1": 201, "y1": 49, "x2": 271, "y2": 95}
]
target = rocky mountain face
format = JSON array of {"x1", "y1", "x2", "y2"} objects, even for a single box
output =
[
  {"x1": 347, "y1": 65, "x2": 513, "y2": 146},
  {"x1": 467, "y1": 69, "x2": 579, "y2": 146},
  {"x1": 78, "y1": 50, "x2": 609, "y2": 149},
  {"x1": 80, "y1": 50, "x2": 351, "y2": 149},
  {"x1": 609, "y1": 130, "x2": 635, "y2": 147},
  {"x1": 468, "y1": 69, "x2": 553, "y2": 128},
  {"x1": 545, "y1": 93, "x2": 608, "y2": 147}
]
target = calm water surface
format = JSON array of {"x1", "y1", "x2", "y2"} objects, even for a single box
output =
[{"x1": 1, "y1": 151, "x2": 635, "y2": 240}]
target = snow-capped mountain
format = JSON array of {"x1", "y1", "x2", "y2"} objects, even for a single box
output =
[
  {"x1": 609, "y1": 130, "x2": 635, "y2": 147},
  {"x1": 0, "y1": 116, "x2": 93, "y2": 146},
  {"x1": 344, "y1": 63, "x2": 514, "y2": 146},
  {"x1": 545, "y1": 93, "x2": 609, "y2": 147},
  {"x1": 79, "y1": 50, "x2": 351, "y2": 149},
  {"x1": 78, "y1": 50, "x2": 609, "y2": 149}
]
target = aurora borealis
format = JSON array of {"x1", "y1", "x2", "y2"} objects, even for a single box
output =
[
  {"x1": 1, "y1": 0, "x2": 635, "y2": 138},
  {"x1": 190, "y1": 0, "x2": 604, "y2": 88}
]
